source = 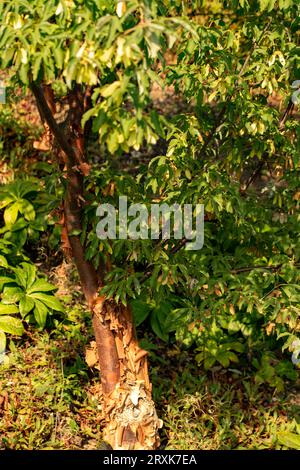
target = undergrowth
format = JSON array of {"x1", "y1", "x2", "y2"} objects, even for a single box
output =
[{"x1": 0, "y1": 292, "x2": 299, "y2": 450}]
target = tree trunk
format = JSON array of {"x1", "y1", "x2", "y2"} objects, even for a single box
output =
[
  {"x1": 31, "y1": 82, "x2": 162, "y2": 449},
  {"x1": 93, "y1": 302, "x2": 162, "y2": 449}
]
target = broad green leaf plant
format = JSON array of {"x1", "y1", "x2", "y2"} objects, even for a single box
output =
[
  {"x1": 0, "y1": 178, "x2": 63, "y2": 360},
  {"x1": 0, "y1": 261, "x2": 64, "y2": 359}
]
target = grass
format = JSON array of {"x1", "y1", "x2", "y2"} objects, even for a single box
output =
[
  {"x1": 0, "y1": 308, "x2": 104, "y2": 449},
  {"x1": 149, "y1": 343, "x2": 300, "y2": 449},
  {"x1": 0, "y1": 295, "x2": 299, "y2": 450}
]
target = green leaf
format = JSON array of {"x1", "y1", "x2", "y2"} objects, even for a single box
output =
[
  {"x1": 100, "y1": 81, "x2": 121, "y2": 98},
  {"x1": 0, "y1": 316, "x2": 24, "y2": 336},
  {"x1": 2, "y1": 47, "x2": 15, "y2": 68},
  {"x1": 145, "y1": 30, "x2": 161, "y2": 59},
  {"x1": 19, "y1": 295, "x2": 35, "y2": 318},
  {"x1": 279, "y1": 0, "x2": 292, "y2": 8},
  {"x1": 0, "y1": 276, "x2": 15, "y2": 290},
  {"x1": 7, "y1": 218, "x2": 27, "y2": 232},
  {"x1": 29, "y1": 292, "x2": 64, "y2": 312},
  {"x1": 150, "y1": 310, "x2": 168, "y2": 341},
  {"x1": 0, "y1": 196, "x2": 14, "y2": 210},
  {"x1": 204, "y1": 356, "x2": 216, "y2": 369},
  {"x1": 258, "y1": 0, "x2": 270, "y2": 11},
  {"x1": 14, "y1": 263, "x2": 36, "y2": 290},
  {"x1": 19, "y1": 62, "x2": 30, "y2": 85},
  {"x1": 33, "y1": 299, "x2": 48, "y2": 328},
  {"x1": 131, "y1": 300, "x2": 151, "y2": 326},
  {"x1": 282, "y1": 285, "x2": 300, "y2": 303},
  {"x1": 69, "y1": 229, "x2": 82, "y2": 236},
  {"x1": 32, "y1": 54, "x2": 42, "y2": 81},
  {"x1": 91, "y1": 109, "x2": 106, "y2": 132},
  {"x1": 4, "y1": 202, "x2": 19, "y2": 225},
  {"x1": 2, "y1": 287, "x2": 23, "y2": 304},
  {"x1": 0, "y1": 303, "x2": 19, "y2": 315},
  {"x1": 228, "y1": 319, "x2": 241, "y2": 333},
  {"x1": 53, "y1": 47, "x2": 64, "y2": 69},
  {"x1": 27, "y1": 279, "x2": 56, "y2": 294},
  {"x1": 0, "y1": 330, "x2": 6, "y2": 353},
  {"x1": 0, "y1": 255, "x2": 8, "y2": 268},
  {"x1": 20, "y1": 200, "x2": 35, "y2": 221},
  {"x1": 217, "y1": 353, "x2": 230, "y2": 368},
  {"x1": 227, "y1": 351, "x2": 239, "y2": 363},
  {"x1": 150, "y1": 302, "x2": 171, "y2": 342},
  {"x1": 227, "y1": 341, "x2": 245, "y2": 353},
  {"x1": 277, "y1": 432, "x2": 300, "y2": 450},
  {"x1": 107, "y1": 130, "x2": 119, "y2": 153},
  {"x1": 150, "y1": 110, "x2": 164, "y2": 137}
]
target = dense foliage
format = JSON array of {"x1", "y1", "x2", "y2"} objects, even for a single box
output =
[{"x1": 0, "y1": 0, "x2": 299, "y2": 396}]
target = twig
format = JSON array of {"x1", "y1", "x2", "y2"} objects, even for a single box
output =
[
  {"x1": 279, "y1": 100, "x2": 294, "y2": 129},
  {"x1": 240, "y1": 158, "x2": 266, "y2": 194},
  {"x1": 170, "y1": 237, "x2": 187, "y2": 255},
  {"x1": 230, "y1": 263, "x2": 300, "y2": 274},
  {"x1": 230, "y1": 264, "x2": 282, "y2": 274}
]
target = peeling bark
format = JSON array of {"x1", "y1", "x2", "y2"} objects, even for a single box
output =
[
  {"x1": 30, "y1": 82, "x2": 162, "y2": 449},
  {"x1": 95, "y1": 301, "x2": 162, "y2": 450}
]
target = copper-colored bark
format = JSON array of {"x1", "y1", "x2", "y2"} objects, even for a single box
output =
[
  {"x1": 30, "y1": 82, "x2": 162, "y2": 449},
  {"x1": 100, "y1": 301, "x2": 162, "y2": 449}
]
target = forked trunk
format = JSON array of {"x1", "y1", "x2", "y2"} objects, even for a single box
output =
[{"x1": 31, "y1": 82, "x2": 162, "y2": 449}]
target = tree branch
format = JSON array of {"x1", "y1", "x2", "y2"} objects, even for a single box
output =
[
  {"x1": 230, "y1": 263, "x2": 300, "y2": 274},
  {"x1": 279, "y1": 99, "x2": 295, "y2": 130},
  {"x1": 230, "y1": 264, "x2": 282, "y2": 274},
  {"x1": 30, "y1": 82, "x2": 79, "y2": 165}
]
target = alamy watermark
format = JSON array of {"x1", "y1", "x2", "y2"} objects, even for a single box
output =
[
  {"x1": 96, "y1": 196, "x2": 204, "y2": 250},
  {"x1": 0, "y1": 81, "x2": 6, "y2": 104},
  {"x1": 291, "y1": 80, "x2": 300, "y2": 105}
]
